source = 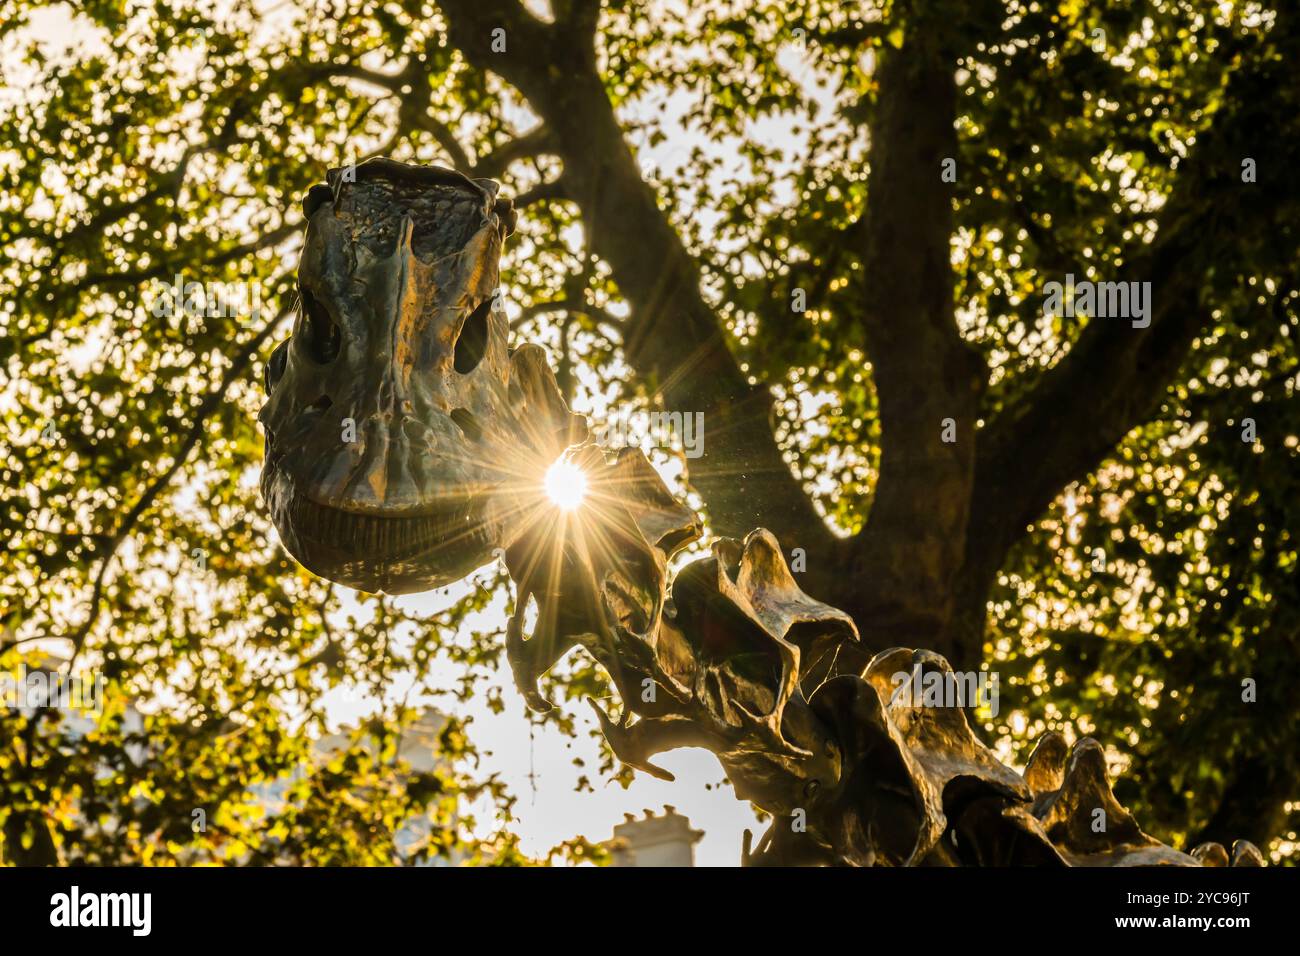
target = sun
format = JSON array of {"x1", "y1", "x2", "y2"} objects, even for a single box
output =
[{"x1": 544, "y1": 457, "x2": 588, "y2": 511}]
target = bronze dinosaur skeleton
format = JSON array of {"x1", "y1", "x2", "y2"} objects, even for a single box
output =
[{"x1": 260, "y1": 159, "x2": 1263, "y2": 866}]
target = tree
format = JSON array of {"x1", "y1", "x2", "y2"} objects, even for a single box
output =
[{"x1": 1, "y1": 0, "x2": 1296, "y2": 862}]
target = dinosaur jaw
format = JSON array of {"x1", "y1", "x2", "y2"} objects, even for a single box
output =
[{"x1": 261, "y1": 461, "x2": 498, "y2": 594}]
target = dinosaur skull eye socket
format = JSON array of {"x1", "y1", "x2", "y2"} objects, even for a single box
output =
[
  {"x1": 299, "y1": 286, "x2": 341, "y2": 364},
  {"x1": 265, "y1": 339, "x2": 289, "y2": 391},
  {"x1": 453, "y1": 298, "x2": 492, "y2": 374}
]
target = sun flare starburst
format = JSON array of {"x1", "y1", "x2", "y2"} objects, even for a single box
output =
[{"x1": 544, "y1": 457, "x2": 588, "y2": 511}]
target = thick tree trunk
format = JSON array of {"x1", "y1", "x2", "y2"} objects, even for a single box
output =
[{"x1": 843, "y1": 38, "x2": 984, "y2": 663}]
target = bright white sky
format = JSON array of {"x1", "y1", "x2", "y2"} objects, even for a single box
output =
[{"x1": 330, "y1": 580, "x2": 764, "y2": 866}]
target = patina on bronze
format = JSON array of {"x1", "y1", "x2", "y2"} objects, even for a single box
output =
[
  {"x1": 260, "y1": 159, "x2": 582, "y2": 592},
  {"x1": 260, "y1": 159, "x2": 1264, "y2": 867}
]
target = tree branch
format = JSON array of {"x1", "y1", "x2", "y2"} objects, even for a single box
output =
[
  {"x1": 75, "y1": 222, "x2": 299, "y2": 293},
  {"x1": 554, "y1": 0, "x2": 602, "y2": 36},
  {"x1": 471, "y1": 126, "x2": 554, "y2": 178},
  {"x1": 515, "y1": 298, "x2": 623, "y2": 341},
  {"x1": 406, "y1": 112, "x2": 474, "y2": 171},
  {"x1": 964, "y1": 12, "x2": 1300, "y2": 602},
  {"x1": 64, "y1": 301, "x2": 291, "y2": 665},
  {"x1": 437, "y1": 0, "x2": 832, "y2": 550},
  {"x1": 512, "y1": 176, "x2": 569, "y2": 207}
]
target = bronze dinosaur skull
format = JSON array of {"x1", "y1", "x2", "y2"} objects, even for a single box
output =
[{"x1": 260, "y1": 159, "x2": 549, "y2": 593}]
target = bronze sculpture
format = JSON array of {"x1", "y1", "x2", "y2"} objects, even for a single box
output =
[{"x1": 260, "y1": 159, "x2": 1264, "y2": 866}]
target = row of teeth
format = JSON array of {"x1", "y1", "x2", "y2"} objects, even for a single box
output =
[{"x1": 277, "y1": 471, "x2": 459, "y2": 558}]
